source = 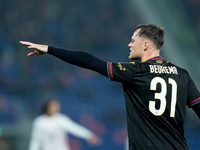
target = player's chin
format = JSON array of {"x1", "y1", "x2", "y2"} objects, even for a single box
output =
[
  {"x1": 129, "y1": 55, "x2": 139, "y2": 61},
  {"x1": 129, "y1": 55, "x2": 134, "y2": 60}
]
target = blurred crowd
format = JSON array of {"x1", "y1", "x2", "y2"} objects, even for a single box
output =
[
  {"x1": 181, "y1": 0, "x2": 200, "y2": 36},
  {"x1": 0, "y1": 0, "x2": 200, "y2": 150},
  {"x1": 0, "y1": 0, "x2": 139, "y2": 149}
]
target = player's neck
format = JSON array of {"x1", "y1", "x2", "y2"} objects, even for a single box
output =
[
  {"x1": 46, "y1": 112, "x2": 56, "y2": 117},
  {"x1": 141, "y1": 49, "x2": 160, "y2": 62}
]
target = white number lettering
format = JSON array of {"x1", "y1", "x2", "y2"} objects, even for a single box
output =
[
  {"x1": 168, "y1": 78, "x2": 177, "y2": 117},
  {"x1": 149, "y1": 77, "x2": 177, "y2": 117}
]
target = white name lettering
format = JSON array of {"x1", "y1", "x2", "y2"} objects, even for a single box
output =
[{"x1": 149, "y1": 65, "x2": 178, "y2": 74}]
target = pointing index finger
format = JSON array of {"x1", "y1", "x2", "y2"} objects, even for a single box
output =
[{"x1": 19, "y1": 41, "x2": 33, "y2": 46}]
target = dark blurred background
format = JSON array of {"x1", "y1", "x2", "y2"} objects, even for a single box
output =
[{"x1": 0, "y1": 0, "x2": 200, "y2": 150}]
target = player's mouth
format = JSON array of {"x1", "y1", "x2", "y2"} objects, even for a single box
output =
[{"x1": 129, "y1": 49, "x2": 132, "y2": 55}]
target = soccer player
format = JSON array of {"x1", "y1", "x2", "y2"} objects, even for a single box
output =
[
  {"x1": 29, "y1": 100, "x2": 102, "y2": 150},
  {"x1": 20, "y1": 24, "x2": 200, "y2": 150}
]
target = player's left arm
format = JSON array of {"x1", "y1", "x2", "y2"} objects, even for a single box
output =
[
  {"x1": 47, "y1": 46, "x2": 108, "y2": 77},
  {"x1": 62, "y1": 116, "x2": 102, "y2": 145},
  {"x1": 186, "y1": 71, "x2": 200, "y2": 119},
  {"x1": 192, "y1": 103, "x2": 200, "y2": 119}
]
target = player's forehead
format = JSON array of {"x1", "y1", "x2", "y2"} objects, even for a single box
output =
[
  {"x1": 49, "y1": 100, "x2": 60, "y2": 106},
  {"x1": 131, "y1": 29, "x2": 141, "y2": 40}
]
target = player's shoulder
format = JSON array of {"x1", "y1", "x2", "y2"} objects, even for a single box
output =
[
  {"x1": 56, "y1": 113, "x2": 69, "y2": 119},
  {"x1": 115, "y1": 61, "x2": 139, "y2": 69},
  {"x1": 55, "y1": 113, "x2": 72, "y2": 123},
  {"x1": 167, "y1": 62, "x2": 189, "y2": 74},
  {"x1": 32, "y1": 115, "x2": 45, "y2": 126},
  {"x1": 116, "y1": 61, "x2": 138, "y2": 65},
  {"x1": 122, "y1": 61, "x2": 140, "y2": 73},
  {"x1": 34, "y1": 115, "x2": 44, "y2": 121}
]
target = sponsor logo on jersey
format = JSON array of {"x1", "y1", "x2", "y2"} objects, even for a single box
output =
[
  {"x1": 118, "y1": 63, "x2": 126, "y2": 71},
  {"x1": 149, "y1": 65, "x2": 178, "y2": 74}
]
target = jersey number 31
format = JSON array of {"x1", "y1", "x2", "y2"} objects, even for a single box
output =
[{"x1": 149, "y1": 77, "x2": 177, "y2": 117}]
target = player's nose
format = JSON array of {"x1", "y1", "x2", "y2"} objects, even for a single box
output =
[{"x1": 128, "y1": 42, "x2": 132, "y2": 47}]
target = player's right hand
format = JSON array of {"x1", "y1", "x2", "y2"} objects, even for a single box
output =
[
  {"x1": 19, "y1": 41, "x2": 48, "y2": 57},
  {"x1": 87, "y1": 134, "x2": 102, "y2": 146}
]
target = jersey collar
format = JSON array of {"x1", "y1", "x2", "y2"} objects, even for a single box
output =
[
  {"x1": 148, "y1": 56, "x2": 164, "y2": 61},
  {"x1": 147, "y1": 56, "x2": 165, "y2": 64}
]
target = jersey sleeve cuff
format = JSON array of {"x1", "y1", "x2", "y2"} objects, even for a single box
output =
[
  {"x1": 107, "y1": 62, "x2": 113, "y2": 81},
  {"x1": 47, "y1": 46, "x2": 54, "y2": 54},
  {"x1": 189, "y1": 97, "x2": 200, "y2": 107}
]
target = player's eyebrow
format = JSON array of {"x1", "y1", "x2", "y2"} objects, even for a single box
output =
[
  {"x1": 131, "y1": 36, "x2": 134, "y2": 40},
  {"x1": 131, "y1": 36, "x2": 135, "y2": 42}
]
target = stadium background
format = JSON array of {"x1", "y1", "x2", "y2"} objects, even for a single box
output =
[{"x1": 0, "y1": 0, "x2": 200, "y2": 149}]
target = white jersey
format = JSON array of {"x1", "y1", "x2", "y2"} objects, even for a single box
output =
[{"x1": 29, "y1": 113, "x2": 93, "y2": 150}]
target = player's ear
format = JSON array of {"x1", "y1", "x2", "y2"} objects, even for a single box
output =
[{"x1": 143, "y1": 41, "x2": 149, "y2": 51}]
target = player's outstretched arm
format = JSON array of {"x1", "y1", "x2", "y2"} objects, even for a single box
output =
[
  {"x1": 20, "y1": 41, "x2": 108, "y2": 77},
  {"x1": 19, "y1": 41, "x2": 48, "y2": 57}
]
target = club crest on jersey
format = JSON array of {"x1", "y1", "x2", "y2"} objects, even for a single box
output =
[
  {"x1": 149, "y1": 65, "x2": 178, "y2": 74},
  {"x1": 156, "y1": 60, "x2": 163, "y2": 64}
]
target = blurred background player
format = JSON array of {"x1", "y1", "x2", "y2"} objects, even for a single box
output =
[
  {"x1": 29, "y1": 99, "x2": 102, "y2": 150},
  {"x1": 124, "y1": 137, "x2": 128, "y2": 150}
]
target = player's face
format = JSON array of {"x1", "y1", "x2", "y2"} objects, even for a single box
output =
[
  {"x1": 47, "y1": 101, "x2": 60, "y2": 115},
  {"x1": 128, "y1": 29, "x2": 144, "y2": 60}
]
